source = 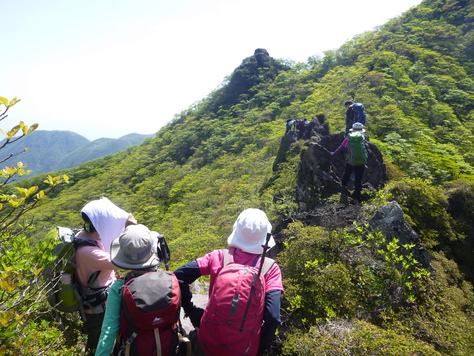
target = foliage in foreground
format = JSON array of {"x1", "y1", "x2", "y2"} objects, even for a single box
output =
[
  {"x1": 0, "y1": 98, "x2": 75, "y2": 355},
  {"x1": 277, "y1": 183, "x2": 474, "y2": 355},
  {"x1": 282, "y1": 319, "x2": 441, "y2": 356}
]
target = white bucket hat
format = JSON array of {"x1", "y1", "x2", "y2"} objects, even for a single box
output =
[
  {"x1": 227, "y1": 209, "x2": 275, "y2": 255},
  {"x1": 110, "y1": 224, "x2": 159, "y2": 270}
]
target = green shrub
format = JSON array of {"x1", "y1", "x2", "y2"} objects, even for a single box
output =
[
  {"x1": 374, "y1": 178, "x2": 458, "y2": 248},
  {"x1": 282, "y1": 319, "x2": 441, "y2": 355},
  {"x1": 278, "y1": 223, "x2": 356, "y2": 324}
]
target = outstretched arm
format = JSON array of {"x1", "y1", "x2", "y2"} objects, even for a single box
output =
[
  {"x1": 331, "y1": 137, "x2": 348, "y2": 156},
  {"x1": 174, "y1": 261, "x2": 204, "y2": 327}
]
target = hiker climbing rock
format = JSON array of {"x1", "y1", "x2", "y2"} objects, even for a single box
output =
[
  {"x1": 285, "y1": 118, "x2": 296, "y2": 134},
  {"x1": 344, "y1": 100, "x2": 367, "y2": 134},
  {"x1": 75, "y1": 197, "x2": 136, "y2": 355},
  {"x1": 332, "y1": 122, "x2": 368, "y2": 201},
  {"x1": 174, "y1": 208, "x2": 283, "y2": 356},
  {"x1": 95, "y1": 224, "x2": 189, "y2": 356}
]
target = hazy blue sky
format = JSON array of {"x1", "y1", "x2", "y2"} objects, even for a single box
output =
[{"x1": 2, "y1": 0, "x2": 423, "y2": 140}]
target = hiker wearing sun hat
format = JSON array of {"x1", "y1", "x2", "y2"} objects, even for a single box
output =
[
  {"x1": 96, "y1": 223, "x2": 189, "y2": 356},
  {"x1": 109, "y1": 223, "x2": 160, "y2": 270},
  {"x1": 174, "y1": 208, "x2": 283, "y2": 356}
]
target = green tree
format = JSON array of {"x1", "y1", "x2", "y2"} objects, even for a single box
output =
[{"x1": 0, "y1": 97, "x2": 73, "y2": 355}]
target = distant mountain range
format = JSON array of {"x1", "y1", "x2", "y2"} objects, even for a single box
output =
[{"x1": 2, "y1": 130, "x2": 154, "y2": 177}]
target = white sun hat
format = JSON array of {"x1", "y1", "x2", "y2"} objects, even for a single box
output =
[{"x1": 227, "y1": 208, "x2": 275, "y2": 255}]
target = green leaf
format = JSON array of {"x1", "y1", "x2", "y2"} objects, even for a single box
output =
[{"x1": 27, "y1": 123, "x2": 39, "y2": 134}]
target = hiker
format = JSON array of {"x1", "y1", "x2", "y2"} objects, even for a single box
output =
[
  {"x1": 297, "y1": 118, "x2": 306, "y2": 139},
  {"x1": 285, "y1": 118, "x2": 296, "y2": 134},
  {"x1": 76, "y1": 197, "x2": 136, "y2": 355},
  {"x1": 174, "y1": 208, "x2": 283, "y2": 356},
  {"x1": 332, "y1": 122, "x2": 368, "y2": 201},
  {"x1": 344, "y1": 100, "x2": 367, "y2": 134},
  {"x1": 95, "y1": 224, "x2": 183, "y2": 356},
  {"x1": 302, "y1": 118, "x2": 312, "y2": 140}
]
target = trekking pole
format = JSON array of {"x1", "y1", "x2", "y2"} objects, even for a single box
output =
[
  {"x1": 257, "y1": 233, "x2": 272, "y2": 278},
  {"x1": 239, "y1": 232, "x2": 273, "y2": 333}
]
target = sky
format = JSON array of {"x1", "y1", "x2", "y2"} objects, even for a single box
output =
[{"x1": 1, "y1": 0, "x2": 423, "y2": 141}]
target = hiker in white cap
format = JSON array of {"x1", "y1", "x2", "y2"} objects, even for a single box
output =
[
  {"x1": 75, "y1": 197, "x2": 136, "y2": 355},
  {"x1": 174, "y1": 208, "x2": 283, "y2": 355}
]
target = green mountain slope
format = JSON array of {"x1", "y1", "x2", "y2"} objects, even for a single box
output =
[
  {"x1": 2, "y1": 130, "x2": 153, "y2": 177},
  {"x1": 5, "y1": 0, "x2": 474, "y2": 354}
]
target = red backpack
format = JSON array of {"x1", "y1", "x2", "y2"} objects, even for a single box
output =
[
  {"x1": 198, "y1": 247, "x2": 275, "y2": 356},
  {"x1": 116, "y1": 270, "x2": 182, "y2": 356}
]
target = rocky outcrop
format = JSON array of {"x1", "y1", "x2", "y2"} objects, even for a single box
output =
[
  {"x1": 273, "y1": 115, "x2": 330, "y2": 172},
  {"x1": 271, "y1": 131, "x2": 433, "y2": 271},
  {"x1": 213, "y1": 49, "x2": 290, "y2": 109},
  {"x1": 296, "y1": 132, "x2": 388, "y2": 209},
  {"x1": 272, "y1": 200, "x2": 433, "y2": 270},
  {"x1": 368, "y1": 201, "x2": 434, "y2": 272}
]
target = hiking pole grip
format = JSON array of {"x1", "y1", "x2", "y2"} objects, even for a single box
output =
[{"x1": 257, "y1": 232, "x2": 272, "y2": 278}]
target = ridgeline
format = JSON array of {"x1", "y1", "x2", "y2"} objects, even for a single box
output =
[{"x1": 4, "y1": 0, "x2": 474, "y2": 354}]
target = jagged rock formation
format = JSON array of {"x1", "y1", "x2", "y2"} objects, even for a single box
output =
[
  {"x1": 368, "y1": 201, "x2": 434, "y2": 272},
  {"x1": 274, "y1": 116, "x2": 388, "y2": 210},
  {"x1": 273, "y1": 115, "x2": 330, "y2": 172},
  {"x1": 272, "y1": 124, "x2": 432, "y2": 270},
  {"x1": 213, "y1": 48, "x2": 290, "y2": 109},
  {"x1": 295, "y1": 131, "x2": 388, "y2": 210}
]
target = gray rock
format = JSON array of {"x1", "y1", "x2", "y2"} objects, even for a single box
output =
[{"x1": 368, "y1": 201, "x2": 434, "y2": 272}]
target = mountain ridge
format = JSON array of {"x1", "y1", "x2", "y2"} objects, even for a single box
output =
[{"x1": 2, "y1": 130, "x2": 153, "y2": 177}]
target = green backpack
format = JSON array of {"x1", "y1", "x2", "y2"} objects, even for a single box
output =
[
  {"x1": 45, "y1": 226, "x2": 173, "y2": 329},
  {"x1": 347, "y1": 131, "x2": 367, "y2": 166},
  {"x1": 45, "y1": 227, "x2": 107, "y2": 328}
]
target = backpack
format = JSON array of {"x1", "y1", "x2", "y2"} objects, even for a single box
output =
[
  {"x1": 46, "y1": 227, "x2": 109, "y2": 325},
  {"x1": 296, "y1": 120, "x2": 304, "y2": 130},
  {"x1": 347, "y1": 131, "x2": 368, "y2": 166},
  {"x1": 350, "y1": 103, "x2": 366, "y2": 125},
  {"x1": 116, "y1": 270, "x2": 183, "y2": 356},
  {"x1": 198, "y1": 247, "x2": 275, "y2": 356}
]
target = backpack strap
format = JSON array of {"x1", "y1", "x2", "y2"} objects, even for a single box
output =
[
  {"x1": 125, "y1": 332, "x2": 138, "y2": 356},
  {"x1": 224, "y1": 247, "x2": 275, "y2": 274},
  {"x1": 73, "y1": 236, "x2": 100, "y2": 249},
  {"x1": 261, "y1": 257, "x2": 275, "y2": 276},
  {"x1": 154, "y1": 328, "x2": 162, "y2": 356},
  {"x1": 223, "y1": 247, "x2": 234, "y2": 266}
]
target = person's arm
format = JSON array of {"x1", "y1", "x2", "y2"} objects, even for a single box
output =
[
  {"x1": 331, "y1": 137, "x2": 348, "y2": 156},
  {"x1": 259, "y1": 289, "x2": 282, "y2": 354},
  {"x1": 173, "y1": 261, "x2": 204, "y2": 327},
  {"x1": 95, "y1": 279, "x2": 123, "y2": 356}
]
